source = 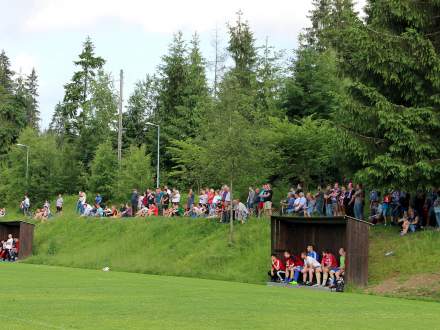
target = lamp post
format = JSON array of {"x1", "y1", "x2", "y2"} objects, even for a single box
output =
[
  {"x1": 146, "y1": 122, "x2": 160, "y2": 188},
  {"x1": 16, "y1": 143, "x2": 29, "y2": 187}
]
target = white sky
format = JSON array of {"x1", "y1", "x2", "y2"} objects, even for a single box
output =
[{"x1": 1, "y1": 0, "x2": 366, "y2": 128}]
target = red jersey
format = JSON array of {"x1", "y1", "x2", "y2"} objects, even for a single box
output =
[
  {"x1": 383, "y1": 195, "x2": 390, "y2": 203},
  {"x1": 207, "y1": 192, "x2": 214, "y2": 204},
  {"x1": 322, "y1": 253, "x2": 337, "y2": 268},
  {"x1": 272, "y1": 258, "x2": 286, "y2": 271},
  {"x1": 284, "y1": 257, "x2": 295, "y2": 269},
  {"x1": 292, "y1": 255, "x2": 304, "y2": 267}
]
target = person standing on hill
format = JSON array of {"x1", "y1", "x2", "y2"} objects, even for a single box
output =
[
  {"x1": 131, "y1": 189, "x2": 139, "y2": 217},
  {"x1": 247, "y1": 187, "x2": 255, "y2": 210},
  {"x1": 345, "y1": 182, "x2": 355, "y2": 217},
  {"x1": 262, "y1": 184, "x2": 273, "y2": 217},
  {"x1": 95, "y1": 193, "x2": 102, "y2": 206},
  {"x1": 353, "y1": 184, "x2": 364, "y2": 220},
  {"x1": 56, "y1": 194, "x2": 63, "y2": 214}
]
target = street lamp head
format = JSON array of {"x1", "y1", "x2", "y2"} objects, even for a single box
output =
[
  {"x1": 16, "y1": 143, "x2": 27, "y2": 147},
  {"x1": 146, "y1": 121, "x2": 158, "y2": 127}
]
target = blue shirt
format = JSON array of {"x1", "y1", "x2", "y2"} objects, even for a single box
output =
[
  {"x1": 95, "y1": 195, "x2": 102, "y2": 205},
  {"x1": 307, "y1": 251, "x2": 318, "y2": 260}
]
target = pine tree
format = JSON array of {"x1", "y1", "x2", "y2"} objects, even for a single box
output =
[
  {"x1": 25, "y1": 68, "x2": 40, "y2": 129},
  {"x1": 227, "y1": 11, "x2": 258, "y2": 89},
  {"x1": 0, "y1": 50, "x2": 14, "y2": 91},
  {"x1": 61, "y1": 37, "x2": 105, "y2": 136},
  {"x1": 155, "y1": 31, "x2": 210, "y2": 173},
  {"x1": 123, "y1": 75, "x2": 158, "y2": 148},
  {"x1": 256, "y1": 37, "x2": 285, "y2": 117},
  {"x1": 334, "y1": 0, "x2": 440, "y2": 188},
  {"x1": 0, "y1": 50, "x2": 27, "y2": 154}
]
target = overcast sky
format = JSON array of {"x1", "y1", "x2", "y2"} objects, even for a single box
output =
[{"x1": 1, "y1": 0, "x2": 366, "y2": 128}]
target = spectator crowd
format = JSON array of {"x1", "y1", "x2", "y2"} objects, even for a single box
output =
[{"x1": 10, "y1": 181, "x2": 440, "y2": 235}]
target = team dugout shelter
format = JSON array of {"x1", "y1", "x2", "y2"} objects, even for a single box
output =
[
  {"x1": 0, "y1": 220, "x2": 35, "y2": 259},
  {"x1": 270, "y1": 215, "x2": 372, "y2": 286}
]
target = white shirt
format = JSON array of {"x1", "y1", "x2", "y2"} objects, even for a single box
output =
[
  {"x1": 83, "y1": 204, "x2": 93, "y2": 216},
  {"x1": 236, "y1": 202, "x2": 248, "y2": 214},
  {"x1": 56, "y1": 198, "x2": 63, "y2": 207},
  {"x1": 24, "y1": 197, "x2": 30, "y2": 207},
  {"x1": 224, "y1": 192, "x2": 231, "y2": 202},
  {"x1": 304, "y1": 256, "x2": 320, "y2": 268},
  {"x1": 199, "y1": 194, "x2": 208, "y2": 204},
  {"x1": 5, "y1": 238, "x2": 13, "y2": 250},
  {"x1": 172, "y1": 192, "x2": 181, "y2": 203}
]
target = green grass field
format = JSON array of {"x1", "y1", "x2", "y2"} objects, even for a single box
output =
[{"x1": 0, "y1": 263, "x2": 439, "y2": 330}]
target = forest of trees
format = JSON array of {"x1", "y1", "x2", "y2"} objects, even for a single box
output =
[{"x1": 0, "y1": 0, "x2": 439, "y2": 205}]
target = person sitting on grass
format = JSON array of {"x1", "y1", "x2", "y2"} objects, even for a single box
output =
[
  {"x1": 147, "y1": 203, "x2": 159, "y2": 217},
  {"x1": 95, "y1": 204, "x2": 104, "y2": 217},
  {"x1": 103, "y1": 206, "x2": 113, "y2": 217},
  {"x1": 399, "y1": 207, "x2": 419, "y2": 236},
  {"x1": 0, "y1": 208, "x2": 5, "y2": 217},
  {"x1": 82, "y1": 203, "x2": 94, "y2": 217},
  {"x1": 136, "y1": 205, "x2": 148, "y2": 217},
  {"x1": 283, "y1": 251, "x2": 298, "y2": 285},
  {"x1": 268, "y1": 254, "x2": 285, "y2": 282},
  {"x1": 233, "y1": 199, "x2": 249, "y2": 224},
  {"x1": 330, "y1": 248, "x2": 346, "y2": 286},
  {"x1": 192, "y1": 204, "x2": 206, "y2": 218},
  {"x1": 120, "y1": 203, "x2": 132, "y2": 218},
  {"x1": 301, "y1": 251, "x2": 322, "y2": 286},
  {"x1": 321, "y1": 250, "x2": 338, "y2": 286}
]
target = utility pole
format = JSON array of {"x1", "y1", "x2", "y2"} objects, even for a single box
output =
[{"x1": 118, "y1": 69, "x2": 123, "y2": 164}]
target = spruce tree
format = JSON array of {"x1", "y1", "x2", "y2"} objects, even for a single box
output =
[
  {"x1": 0, "y1": 50, "x2": 27, "y2": 154},
  {"x1": 334, "y1": 0, "x2": 440, "y2": 187},
  {"x1": 61, "y1": 37, "x2": 105, "y2": 136},
  {"x1": 227, "y1": 11, "x2": 258, "y2": 89},
  {"x1": 25, "y1": 68, "x2": 40, "y2": 129}
]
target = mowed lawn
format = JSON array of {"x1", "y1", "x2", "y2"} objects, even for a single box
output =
[{"x1": 0, "y1": 264, "x2": 439, "y2": 329}]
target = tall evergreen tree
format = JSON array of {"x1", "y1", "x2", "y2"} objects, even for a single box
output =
[
  {"x1": 123, "y1": 75, "x2": 159, "y2": 148},
  {"x1": 0, "y1": 50, "x2": 14, "y2": 91},
  {"x1": 256, "y1": 38, "x2": 286, "y2": 117},
  {"x1": 227, "y1": 11, "x2": 258, "y2": 89},
  {"x1": 24, "y1": 68, "x2": 40, "y2": 129},
  {"x1": 155, "y1": 32, "x2": 210, "y2": 174},
  {"x1": 59, "y1": 37, "x2": 105, "y2": 138},
  {"x1": 333, "y1": 0, "x2": 440, "y2": 188},
  {"x1": 0, "y1": 50, "x2": 27, "y2": 154}
]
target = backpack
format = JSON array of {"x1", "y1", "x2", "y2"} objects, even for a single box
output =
[{"x1": 335, "y1": 278, "x2": 345, "y2": 292}]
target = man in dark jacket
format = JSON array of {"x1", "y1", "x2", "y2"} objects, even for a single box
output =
[{"x1": 131, "y1": 189, "x2": 139, "y2": 217}]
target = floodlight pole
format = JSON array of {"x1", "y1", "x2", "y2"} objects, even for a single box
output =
[
  {"x1": 16, "y1": 143, "x2": 29, "y2": 187},
  {"x1": 146, "y1": 122, "x2": 160, "y2": 188}
]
